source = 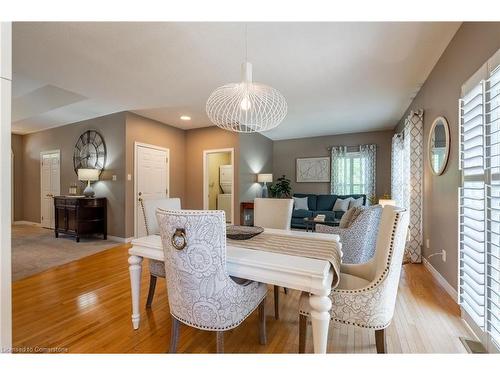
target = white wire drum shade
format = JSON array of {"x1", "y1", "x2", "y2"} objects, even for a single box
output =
[{"x1": 206, "y1": 62, "x2": 287, "y2": 133}]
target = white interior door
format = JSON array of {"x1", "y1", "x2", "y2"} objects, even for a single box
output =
[
  {"x1": 40, "y1": 151, "x2": 60, "y2": 228},
  {"x1": 135, "y1": 144, "x2": 169, "y2": 238}
]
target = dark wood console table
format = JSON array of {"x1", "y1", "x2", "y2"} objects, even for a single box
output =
[
  {"x1": 240, "y1": 201, "x2": 254, "y2": 226},
  {"x1": 54, "y1": 196, "x2": 107, "y2": 242}
]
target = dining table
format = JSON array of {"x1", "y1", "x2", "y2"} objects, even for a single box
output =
[{"x1": 128, "y1": 228, "x2": 341, "y2": 353}]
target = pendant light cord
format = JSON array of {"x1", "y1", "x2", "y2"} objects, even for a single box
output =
[{"x1": 245, "y1": 23, "x2": 248, "y2": 63}]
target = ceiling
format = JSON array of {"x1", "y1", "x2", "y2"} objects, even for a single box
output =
[{"x1": 12, "y1": 22, "x2": 460, "y2": 140}]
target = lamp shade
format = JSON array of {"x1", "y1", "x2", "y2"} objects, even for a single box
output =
[
  {"x1": 78, "y1": 168, "x2": 99, "y2": 182},
  {"x1": 257, "y1": 173, "x2": 273, "y2": 183},
  {"x1": 378, "y1": 199, "x2": 396, "y2": 207}
]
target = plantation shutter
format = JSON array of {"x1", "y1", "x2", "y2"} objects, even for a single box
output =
[
  {"x1": 486, "y1": 62, "x2": 500, "y2": 348},
  {"x1": 459, "y1": 49, "x2": 500, "y2": 352},
  {"x1": 459, "y1": 80, "x2": 486, "y2": 329}
]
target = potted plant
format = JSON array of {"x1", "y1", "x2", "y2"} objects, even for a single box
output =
[{"x1": 269, "y1": 175, "x2": 292, "y2": 198}]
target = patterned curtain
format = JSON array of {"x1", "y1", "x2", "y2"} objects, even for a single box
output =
[
  {"x1": 360, "y1": 144, "x2": 376, "y2": 203},
  {"x1": 330, "y1": 146, "x2": 348, "y2": 194},
  {"x1": 391, "y1": 134, "x2": 405, "y2": 207},
  {"x1": 391, "y1": 110, "x2": 423, "y2": 263}
]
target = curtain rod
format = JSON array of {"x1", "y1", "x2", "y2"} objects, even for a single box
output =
[
  {"x1": 326, "y1": 145, "x2": 360, "y2": 151},
  {"x1": 326, "y1": 144, "x2": 375, "y2": 151}
]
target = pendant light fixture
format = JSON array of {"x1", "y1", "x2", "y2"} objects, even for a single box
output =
[{"x1": 206, "y1": 25, "x2": 287, "y2": 133}]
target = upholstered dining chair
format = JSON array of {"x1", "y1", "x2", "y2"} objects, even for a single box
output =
[
  {"x1": 253, "y1": 198, "x2": 294, "y2": 319},
  {"x1": 298, "y1": 205, "x2": 409, "y2": 353},
  {"x1": 254, "y1": 198, "x2": 294, "y2": 230},
  {"x1": 316, "y1": 205, "x2": 383, "y2": 264},
  {"x1": 139, "y1": 197, "x2": 181, "y2": 308},
  {"x1": 156, "y1": 209, "x2": 268, "y2": 353}
]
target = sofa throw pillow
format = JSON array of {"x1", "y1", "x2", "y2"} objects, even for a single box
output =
[
  {"x1": 332, "y1": 197, "x2": 352, "y2": 212},
  {"x1": 349, "y1": 206, "x2": 366, "y2": 225},
  {"x1": 339, "y1": 207, "x2": 356, "y2": 228},
  {"x1": 349, "y1": 197, "x2": 364, "y2": 209},
  {"x1": 293, "y1": 196, "x2": 309, "y2": 210}
]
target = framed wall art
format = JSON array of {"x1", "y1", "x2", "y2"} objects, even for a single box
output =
[{"x1": 296, "y1": 157, "x2": 330, "y2": 182}]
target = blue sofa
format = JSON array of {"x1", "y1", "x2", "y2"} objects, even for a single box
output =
[{"x1": 291, "y1": 193, "x2": 366, "y2": 229}]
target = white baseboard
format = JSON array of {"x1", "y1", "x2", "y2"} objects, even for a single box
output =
[
  {"x1": 13, "y1": 221, "x2": 41, "y2": 227},
  {"x1": 422, "y1": 257, "x2": 458, "y2": 303},
  {"x1": 107, "y1": 235, "x2": 134, "y2": 244}
]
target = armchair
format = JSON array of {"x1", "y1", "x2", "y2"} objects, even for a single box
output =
[
  {"x1": 298, "y1": 206, "x2": 409, "y2": 353},
  {"x1": 156, "y1": 209, "x2": 268, "y2": 353},
  {"x1": 316, "y1": 205, "x2": 382, "y2": 264}
]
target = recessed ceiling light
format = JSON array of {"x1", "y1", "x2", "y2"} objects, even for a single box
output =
[{"x1": 180, "y1": 115, "x2": 191, "y2": 121}]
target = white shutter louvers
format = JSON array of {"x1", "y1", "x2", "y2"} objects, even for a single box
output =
[{"x1": 459, "y1": 53, "x2": 500, "y2": 352}]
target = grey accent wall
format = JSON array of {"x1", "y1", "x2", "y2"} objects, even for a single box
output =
[
  {"x1": 11, "y1": 134, "x2": 23, "y2": 221},
  {"x1": 124, "y1": 112, "x2": 186, "y2": 238},
  {"x1": 273, "y1": 130, "x2": 394, "y2": 197},
  {"x1": 20, "y1": 112, "x2": 127, "y2": 237},
  {"x1": 394, "y1": 22, "x2": 500, "y2": 290},
  {"x1": 239, "y1": 133, "x2": 273, "y2": 203}
]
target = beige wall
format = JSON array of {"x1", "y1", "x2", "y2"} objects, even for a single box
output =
[
  {"x1": 239, "y1": 133, "x2": 274, "y2": 202},
  {"x1": 207, "y1": 152, "x2": 231, "y2": 210},
  {"x1": 11, "y1": 134, "x2": 23, "y2": 221},
  {"x1": 124, "y1": 112, "x2": 186, "y2": 238},
  {"x1": 13, "y1": 112, "x2": 243, "y2": 236},
  {"x1": 395, "y1": 22, "x2": 500, "y2": 290},
  {"x1": 185, "y1": 127, "x2": 240, "y2": 223},
  {"x1": 19, "y1": 112, "x2": 127, "y2": 237},
  {"x1": 273, "y1": 130, "x2": 394, "y2": 197}
]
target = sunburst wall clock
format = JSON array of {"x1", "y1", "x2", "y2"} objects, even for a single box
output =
[{"x1": 73, "y1": 130, "x2": 107, "y2": 175}]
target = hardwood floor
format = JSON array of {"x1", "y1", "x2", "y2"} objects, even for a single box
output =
[{"x1": 12, "y1": 244, "x2": 472, "y2": 353}]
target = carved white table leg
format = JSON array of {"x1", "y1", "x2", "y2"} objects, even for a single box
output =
[
  {"x1": 128, "y1": 255, "x2": 143, "y2": 330},
  {"x1": 309, "y1": 293, "x2": 332, "y2": 354}
]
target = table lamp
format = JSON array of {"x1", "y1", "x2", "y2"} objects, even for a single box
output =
[
  {"x1": 257, "y1": 173, "x2": 273, "y2": 198},
  {"x1": 78, "y1": 168, "x2": 100, "y2": 197}
]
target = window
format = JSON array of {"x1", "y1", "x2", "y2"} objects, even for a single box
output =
[
  {"x1": 334, "y1": 152, "x2": 366, "y2": 195},
  {"x1": 459, "y1": 49, "x2": 500, "y2": 352}
]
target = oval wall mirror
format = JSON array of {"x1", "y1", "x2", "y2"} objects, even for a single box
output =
[{"x1": 428, "y1": 116, "x2": 450, "y2": 176}]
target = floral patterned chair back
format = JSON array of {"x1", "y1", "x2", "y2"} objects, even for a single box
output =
[{"x1": 156, "y1": 209, "x2": 267, "y2": 331}]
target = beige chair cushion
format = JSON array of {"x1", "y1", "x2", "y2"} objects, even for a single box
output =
[
  {"x1": 254, "y1": 198, "x2": 294, "y2": 230},
  {"x1": 338, "y1": 273, "x2": 370, "y2": 290}
]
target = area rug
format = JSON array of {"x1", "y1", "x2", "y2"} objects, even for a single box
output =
[{"x1": 12, "y1": 224, "x2": 120, "y2": 281}]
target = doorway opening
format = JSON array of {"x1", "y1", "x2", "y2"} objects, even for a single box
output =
[{"x1": 203, "y1": 148, "x2": 234, "y2": 224}]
